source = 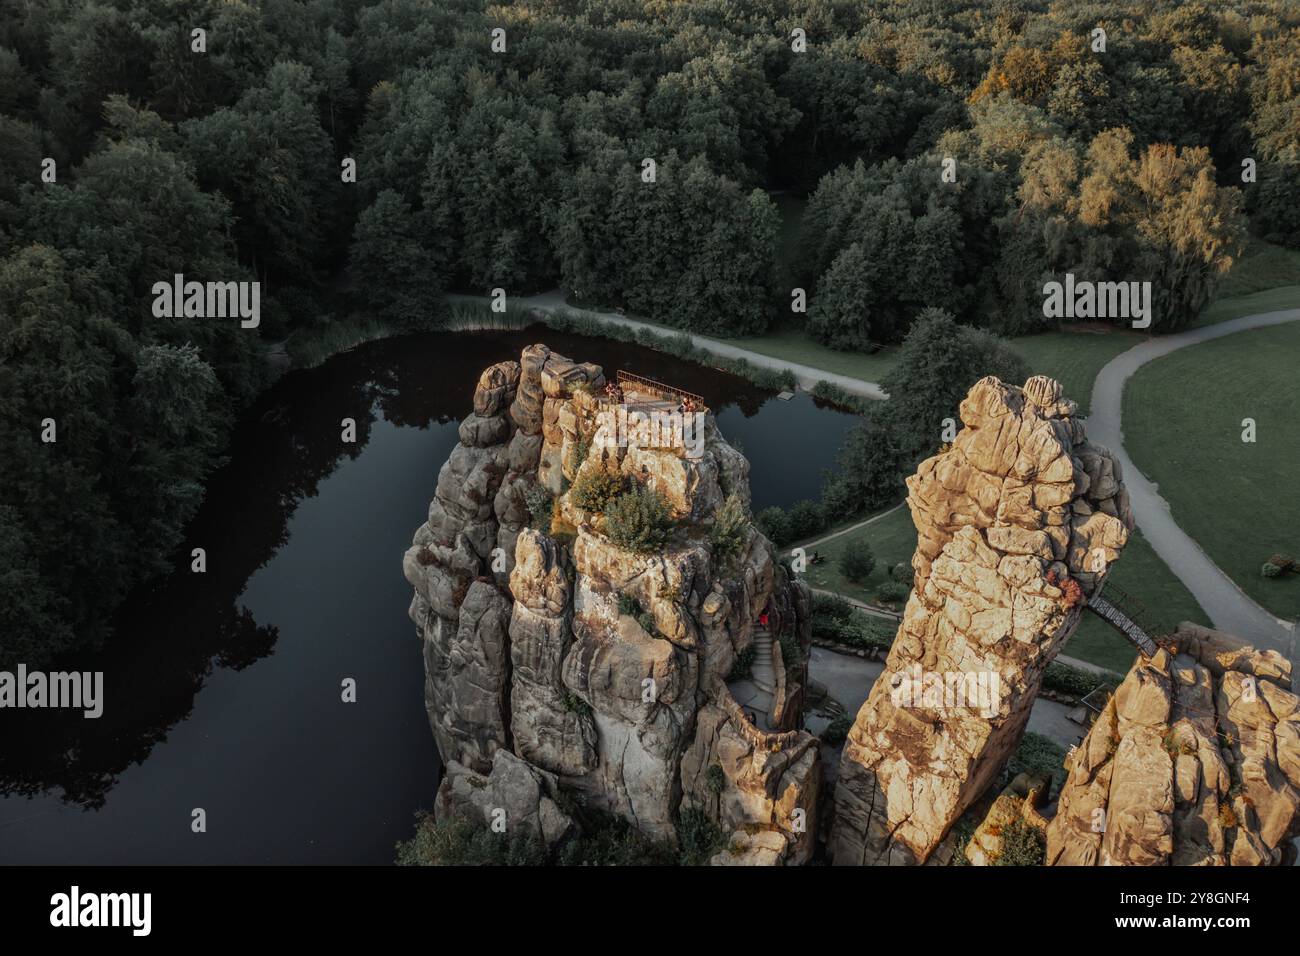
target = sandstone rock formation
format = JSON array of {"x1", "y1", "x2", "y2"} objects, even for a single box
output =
[
  {"x1": 434, "y1": 749, "x2": 576, "y2": 847},
  {"x1": 962, "y1": 771, "x2": 1051, "y2": 866},
  {"x1": 405, "y1": 345, "x2": 819, "y2": 863},
  {"x1": 1046, "y1": 623, "x2": 1300, "y2": 866},
  {"x1": 831, "y1": 375, "x2": 1133, "y2": 865}
]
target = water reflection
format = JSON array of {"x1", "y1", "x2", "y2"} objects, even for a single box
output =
[{"x1": 0, "y1": 327, "x2": 856, "y2": 862}]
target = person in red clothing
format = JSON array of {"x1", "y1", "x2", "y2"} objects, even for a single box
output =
[{"x1": 758, "y1": 611, "x2": 769, "y2": 627}]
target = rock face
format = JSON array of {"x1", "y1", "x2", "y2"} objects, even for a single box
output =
[
  {"x1": 830, "y1": 375, "x2": 1133, "y2": 865},
  {"x1": 434, "y1": 749, "x2": 576, "y2": 847},
  {"x1": 1047, "y1": 623, "x2": 1300, "y2": 866},
  {"x1": 963, "y1": 771, "x2": 1051, "y2": 866},
  {"x1": 405, "y1": 346, "x2": 818, "y2": 862}
]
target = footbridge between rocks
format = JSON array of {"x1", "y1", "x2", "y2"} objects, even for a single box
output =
[{"x1": 1086, "y1": 582, "x2": 1160, "y2": 658}]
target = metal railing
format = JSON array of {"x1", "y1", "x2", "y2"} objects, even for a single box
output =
[
  {"x1": 613, "y1": 370, "x2": 706, "y2": 409},
  {"x1": 1087, "y1": 581, "x2": 1160, "y2": 658}
]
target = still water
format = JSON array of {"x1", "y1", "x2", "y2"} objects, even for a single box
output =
[{"x1": 0, "y1": 328, "x2": 856, "y2": 863}]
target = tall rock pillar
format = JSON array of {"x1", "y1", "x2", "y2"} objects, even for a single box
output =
[{"x1": 830, "y1": 375, "x2": 1133, "y2": 864}]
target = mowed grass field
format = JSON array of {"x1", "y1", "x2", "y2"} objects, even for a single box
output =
[
  {"x1": 1007, "y1": 329, "x2": 1145, "y2": 415},
  {"x1": 1065, "y1": 528, "x2": 1211, "y2": 673},
  {"x1": 1193, "y1": 238, "x2": 1300, "y2": 328},
  {"x1": 1207, "y1": 237, "x2": 1300, "y2": 301},
  {"x1": 794, "y1": 506, "x2": 1205, "y2": 674},
  {"x1": 796, "y1": 505, "x2": 916, "y2": 603},
  {"x1": 1123, "y1": 321, "x2": 1300, "y2": 621}
]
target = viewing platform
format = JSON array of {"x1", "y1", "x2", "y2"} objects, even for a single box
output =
[{"x1": 597, "y1": 370, "x2": 709, "y2": 414}]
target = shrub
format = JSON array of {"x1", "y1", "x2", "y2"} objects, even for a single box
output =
[
  {"x1": 786, "y1": 499, "x2": 827, "y2": 541},
  {"x1": 993, "y1": 820, "x2": 1047, "y2": 867},
  {"x1": 1042, "y1": 661, "x2": 1117, "y2": 700},
  {"x1": 811, "y1": 380, "x2": 874, "y2": 413},
  {"x1": 890, "y1": 561, "x2": 914, "y2": 584},
  {"x1": 756, "y1": 506, "x2": 791, "y2": 546},
  {"x1": 563, "y1": 692, "x2": 593, "y2": 718},
  {"x1": 705, "y1": 764, "x2": 726, "y2": 796},
  {"x1": 710, "y1": 493, "x2": 749, "y2": 563},
  {"x1": 569, "y1": 467, "x2": 627, "y2": 514},
  {"x1": 415, "y1": 546, "x2": 436, "y2": 566},
  {"x1": 1006, "y1": 731, "x2": 1067, "y2": 790},
  {"x1": 566, "y1": 436, "x2": 591, "y2": 473},
  {"x1": 821, "y1": 714, "x2": 852, "y2": 746},
  {"x1": 617, "y1": 593, "x2": 642, "y2": 616},
  {"x1": 778, "y1": 631, "x2": 802, "y2": 668},
  {"x1": 677, "y1": 808, "x2": 726, "y2": 866},
  {"x1": 875, "y1": 581, "x2": 910, "y2": 604},
  {"x1": 813, "y1": 592, "x2": 855, "y2": 623},
  {"x1": 811, "y1": 600, "x2": 898, "y2": 651},
  {"x1": 726, "y1": 644, "x2": 756, "y2": 681},
  {"x1": 635, "y1": 610, "x2": 658, "y2": 637},
  {"x1": 1262, "y1": 562, "x2": 1283, "y2": 579},
  {"x1": 524, "y1": 485, "x2": 554, "y2": 528},
  {"x1": 396, "y1": 812, "x2": 545, "y2": 866},
  {"x1": 949, "y1": 814, "x2": 980, "y2": 867},
  {"x1": 605, "y1": 484, "x2": 675, "y2": 553},
  {"x1": 558, "y1": 811, "x2": 678, "y2": 866},
  {"x1": 839, "y1": 542, "x2": 876, "y2": 583}
]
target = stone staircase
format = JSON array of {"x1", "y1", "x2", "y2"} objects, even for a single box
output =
[{"x1": 750, "y1": 627, "x2": 776, "y2": 694}]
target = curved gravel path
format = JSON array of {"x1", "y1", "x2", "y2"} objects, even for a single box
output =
[
  {"x1": 1088, "y1": 308, "x2": 1300, "y2": 652},
  {"x1": 450, "y1": 290, "x2": 890, "y2": 400},
  {"x1": 458, "y1": 290, "x2": 1295, "y2": 654}
]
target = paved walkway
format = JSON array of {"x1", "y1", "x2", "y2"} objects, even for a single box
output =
[
  {"x1": 1088, "y1": 308, "x2": 1300, "y2": 654},
  {"x1": 449, "y1": 289, "x2": 890, "y2": 400},
  {"x1": 809, "y1": 647, "x2": 1086, "y2": 750}
]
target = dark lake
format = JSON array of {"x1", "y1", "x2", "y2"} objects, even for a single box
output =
[{"x1": 0, "y1": 327, "x2": 857, "y2": 864}]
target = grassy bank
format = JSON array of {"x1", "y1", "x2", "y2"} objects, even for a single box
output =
[
  {"x1": 284, "y1": 315, "x2": 400, "y2": 369},
  {"x1": 1123, "y1": 321, "x2": 1300, "y2": 621}
]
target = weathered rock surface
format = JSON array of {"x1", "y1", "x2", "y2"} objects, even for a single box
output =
[
  {"x1": 831, "y1": 375, "x2": 1132, "y2": 865},
  {"x1": 434, "y1": 749, "x2": 575, "y2": 847},
  {"x1": 407, "y1": 346, "x2": 818, "y2": 861},
  {"x1": 680, "y1": 699, "x2": 821, "y2": 863},
  {"x1": 1046, "y1": 623, "x2": 1300, "y2": 866},
  {"x1": 709, "y1": 828, "x2": 790, "y2": 866},
  {"x1": 963, "y1": 772, "x2": 1051, "y2": 865}
]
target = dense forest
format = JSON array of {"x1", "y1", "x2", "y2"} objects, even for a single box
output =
[{"x1": 2, "y1": 0, "x2": 1298, "y2": 666}]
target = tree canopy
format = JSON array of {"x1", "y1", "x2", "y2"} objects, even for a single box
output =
[{"x1": 1, "y1": 0, "x2": 1296, "y2": 665}]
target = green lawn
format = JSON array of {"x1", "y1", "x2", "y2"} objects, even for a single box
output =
[
  {"x1": 729, "y1": 324, "x2": 901, "y2": 382},
  {"x1": 1065, "y1": 529, "x2": 1210, "y2": 673},
  {"x1": 1007, "y1": 329, "x2": 1146, "y2": 416},
  {"x1": 1190, "y1": 238, "x2": 1300, "y2": 329},
  {"x1": 1214, "y1": 238, "x2": 1300, "y2": 301},
  {"x1": 796, "y1": 505, "x2": 917, "y2": 604},
  {"x1": 1123, "y1": 321, "x2": 1300, "y2": 621},
  {"x1": 1194, "y1": 284, "x2": 1300, "y2": 328},
  {"x1": 795, "y1": 505, "x2": 1205, "y2": 673}
]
